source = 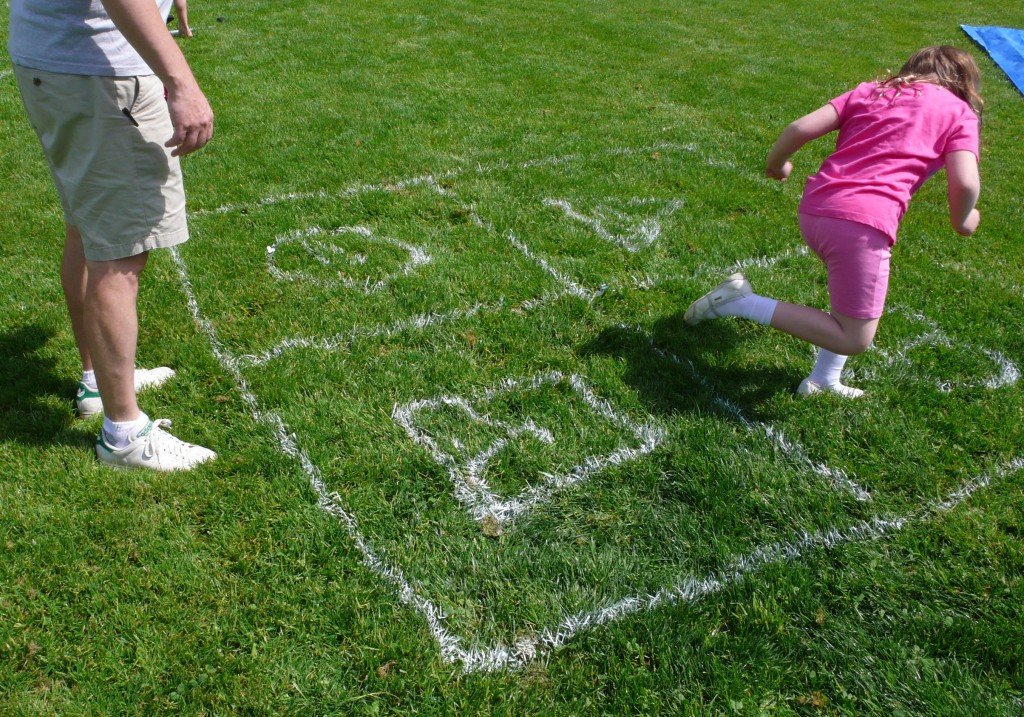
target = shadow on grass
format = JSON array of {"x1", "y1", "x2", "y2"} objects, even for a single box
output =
[
  {"x1": 0, "y1": 324, "x2": 88, "y2": 448},
  {"x1": 580, "y1": 310, "x2": 797, "y2": 424}
]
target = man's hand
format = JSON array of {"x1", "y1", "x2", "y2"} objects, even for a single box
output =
[{"x1": 165, "y1": 84, "x2": 213, "y2": 157}]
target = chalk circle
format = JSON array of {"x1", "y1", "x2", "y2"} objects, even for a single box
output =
[
  {"x1": 854, "y1": 307, "x2": 1021, "y2": 393},
  {"x1": 267, "y1": 225, "x2": 431, "y2": 293}
]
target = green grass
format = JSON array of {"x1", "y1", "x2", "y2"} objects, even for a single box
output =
[{"x1": 2, "y1": 0, "x2": 1023, "y2": 714}]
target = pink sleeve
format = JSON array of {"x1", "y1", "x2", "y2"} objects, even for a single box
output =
[
  {"x1": 828, "y1": 88, "x2": 857, "y2": 121},
  {"x1": 943, "y1": 111, "x2": 980, "y2": 160}
]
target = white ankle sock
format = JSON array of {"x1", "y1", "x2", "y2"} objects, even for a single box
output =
[
  {"x1": 808, "y1": 349, "x2": 849, "y2": 387},
  {"x1": 82, "y1": 370, "x2": 97, "y2": 389},
  {"x1": 102, "y1": 412, "x2": 149, "y2": 450},
  {"x1": 716, "y1": 294, "x2": 779, "y2": 326}
]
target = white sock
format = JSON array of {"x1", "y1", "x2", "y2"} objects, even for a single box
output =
[
  {"x1": 716, "y1": 294, "x2": 779, "y2": 326},
  {"x1": 102, "y1": 412, "x2": 149, "y2": 450},
  {"x1": 808, "y1": 349, "x2": 850, "y2": 387},
  {"x1": 82, "y1": 370, "x2": 97, "y2": 389}
]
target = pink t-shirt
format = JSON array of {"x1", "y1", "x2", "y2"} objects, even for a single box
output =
[{"x1": 799, "y1": 81, "x2": 979, "y2": 244}]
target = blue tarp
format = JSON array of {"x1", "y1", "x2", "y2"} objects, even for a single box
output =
[{"x1": 962, "y1": 25, "x2": 1024, "y2": 96}]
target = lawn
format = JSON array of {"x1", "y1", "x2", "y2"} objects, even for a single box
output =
[{"x1": 1, "y1": 1, "x2": 1023, "y2": 714}]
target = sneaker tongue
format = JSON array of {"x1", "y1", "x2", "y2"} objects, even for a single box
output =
[{"x1": 136, "y1": 420, "x2": 154, "y2": 438}]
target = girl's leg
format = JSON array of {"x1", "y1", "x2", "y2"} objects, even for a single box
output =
[
  {"x1": 685, "y1": 215, "x2": 889, "y2": 396},
  {"x1": 770, "y1": 302, "x2": 879, "y2": 356}
]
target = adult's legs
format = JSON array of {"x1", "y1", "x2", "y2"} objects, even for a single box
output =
[
  {"x1": 60, "y1": 224, "x2": 91, "y2": 371},
  {"x1": 83, "y1": 250, "x2": 149, "y2": 423}
]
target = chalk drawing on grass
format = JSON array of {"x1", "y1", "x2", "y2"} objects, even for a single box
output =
[
  {"x1": 174, "y1": 144, "x2": 1019, "y2": 672},
  {"x1": 855, "y1": 305, "x2": 1021, "y2": 393},
  {"x1": 267, "y1": 225, "x2": 430, "y2": 292},
  {"x1": 543, "y1": 197, "x2": 683, "y2": 253},
  {"x1": 392, "y1": 371, "x2": 665, "y2": 527}
]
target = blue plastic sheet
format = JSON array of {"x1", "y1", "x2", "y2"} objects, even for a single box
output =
[{"x1": 962, "y1": 25, "x2": 1024, "y2": 96}]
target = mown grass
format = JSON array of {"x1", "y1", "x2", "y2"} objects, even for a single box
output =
[{"x1": 2, "y1": 0, "x2": 1023, "y2": 714}]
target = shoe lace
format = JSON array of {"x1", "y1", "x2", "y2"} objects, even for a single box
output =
[{"x1": 140, "y1": 419, "x2": 195, "y2": 461}]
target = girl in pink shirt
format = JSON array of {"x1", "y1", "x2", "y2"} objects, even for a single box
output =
[{"x1": 685, "y1": 46, "x2": 983, "y2": 398}]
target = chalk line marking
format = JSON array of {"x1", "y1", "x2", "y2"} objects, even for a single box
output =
[
  {"x1": 392, "y1": 371, "x2": 665, "y2": 527},
  {"x1": 192, "y1": 142, "x2": 758, "y2": 218},
  {"x1": 189, "y1": 143, "x2": 759, "y2": 313},
  {"x1": 173, "y1": 247, "x2": 1023, "y2": 672},
  {"x1": 608, "y1": 244, "x2": 812, "y2": 294},
  {"x1": 854, "y1": 306, "x2": 1020, "y2": 393},
  {"x1": 618, "y1": 324, "x2": 873, "y2": 502},
  {"x1": 543, "y1": 197, "x2": 684, "y2": 253},
  {"x1": 171, "y1": 145, "x2": 1019, "y2": 672},
  {"x1": 267, "y1": 224, "x2": 430, "y2": 292},
  {"x1": 236, "y1": 303, "x2": 494, "y2": 369}
]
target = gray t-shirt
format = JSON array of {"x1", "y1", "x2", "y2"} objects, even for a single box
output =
[{"x1": 8, "y1": 0, "x2": 174, "y2": 76}]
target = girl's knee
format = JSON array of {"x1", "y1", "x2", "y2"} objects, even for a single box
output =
[{"x1": 843, "y1": 340, "x2": 872, "y2": 356}]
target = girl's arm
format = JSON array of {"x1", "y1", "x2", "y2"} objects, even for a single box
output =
[
  {"x1": 946, "y1": 150, "x2": 980, "y2": 236},
  {"x1": 765, "y1": 104, "x2": 840, "y2": 180}
]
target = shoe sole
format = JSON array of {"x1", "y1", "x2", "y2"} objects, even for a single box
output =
[{"x1": 684, "y1": 274, "x2": 750, "y2": 325}]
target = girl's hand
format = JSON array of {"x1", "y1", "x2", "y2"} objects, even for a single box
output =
[
  {"x1": 955, "y1": 208, "x2": 980, "y2": 236},
  {"x1": 765, "y1": 161, "x2": 792, "y2": 181}
]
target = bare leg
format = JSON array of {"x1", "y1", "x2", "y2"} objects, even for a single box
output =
[
  {"x1": 770, "y1": 301, "x2": 879, "y2": 356},
  {"x1": 173, "y1": 0, "x2": 193, "y2": 36},
  {"x1": 61, "y1": 224, "x2": 92, "y2": 372},
  {"x1": 83, "y1": 252, "x2": 150, "y2": 422}
]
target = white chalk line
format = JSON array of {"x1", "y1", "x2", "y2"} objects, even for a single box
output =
[
  {"x1": 617, "y1": 246, "x2": 1018, "y2": 397},
  {"x1": 173, "y1": 224, "x2": 1023, "y2": 675},
  {"x1": 853, "y1": 306, "x2": 1020, "y2": 393},
  {"x1": 618, "y1": 324, "x2": 873, "y2": 502},
  {"x1": 217, "y1": 170, "x2": 590, "y2": 366},
  {"x1": 173, "y1": 145, "x2": 1021, "y2": 672},
  {"x1": 608, "y1": 244, "x2": 812, "y2": 294},
  {"x1": 542, "y1": 197, "x2": 684, "y2": 253},
  {"x1": 174, "y1": 244, "x2": 1015, "y2": 671},
  {"x1": 160, "y1": 253, "x2": 1024, "y2": 675},
  {"x1": 191, "y1": 142, "x2": 756, "y2": 218},
  {"x1": 235, "y1": 302, "x2": 495, "y2": 369},
  {"x1": 266, "y1": 224, "x2": 431, "y2": 293},
  {"x1": 392, "y1": 371, "x2": 665, "y2": 527}
]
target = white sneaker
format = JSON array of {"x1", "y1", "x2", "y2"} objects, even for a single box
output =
[
  {"x1": 76, "y1": 367, "x2": 177, "y2": 418},
  {"x1": 684, "y1": 273, "x2": 752, "y2": 325},
  {"x1": 96, "y1": 418, "x2": 216, "y2": 471},
  {"x1": 796, "y1": 377, "x2": 865, "y2": 399}
]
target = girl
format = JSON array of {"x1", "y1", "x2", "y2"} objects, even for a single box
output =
[{"x1": 685, "y1": 46, "x2": 983, "y2": 398}]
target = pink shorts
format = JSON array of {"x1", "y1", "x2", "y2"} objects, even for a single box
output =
[{"x1": 799, "y1": 213, "x2": 892, "y2": 320}]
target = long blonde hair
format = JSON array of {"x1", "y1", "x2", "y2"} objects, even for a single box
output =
[{"x1": 879, "y1": 46, "x2": 984, "y2": 120}]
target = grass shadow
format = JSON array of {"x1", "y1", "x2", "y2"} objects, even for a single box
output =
[
  {"x1": 0, "y1": 324, "x2": 87, "y2": 447},
  {"x1": 581, "y1": 310, "x2": 798, "y2": 424}
]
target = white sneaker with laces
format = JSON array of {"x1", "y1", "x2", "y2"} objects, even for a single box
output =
[
  {"x1": 796, "y1": 377, "x2": 864, "y2": 399},
  {"x1": 684, "y1": 273, "x2": 752, "y2": 325},
  {"x1": 96, "y1": 418, "x2": 216, "y2": 471},
  {"x1": 76, "y1": 367, "x2": 177, "y2": 418}
]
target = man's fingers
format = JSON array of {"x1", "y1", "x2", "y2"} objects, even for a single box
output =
[{"x1": 165, "y1": 119, "x2": 213, "y2": 157}]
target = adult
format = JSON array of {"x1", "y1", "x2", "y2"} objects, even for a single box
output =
[
  {"x1": 9, "y1": 0, "x2": 217, "y2": 470},
  {"x1": 170, "y1": 0, "x2": 193, "y2": 38}
]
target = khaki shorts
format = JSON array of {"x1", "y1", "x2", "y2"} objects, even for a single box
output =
[{"x1": 14, "y1": 65, "x2": 189, "y2": 261}]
